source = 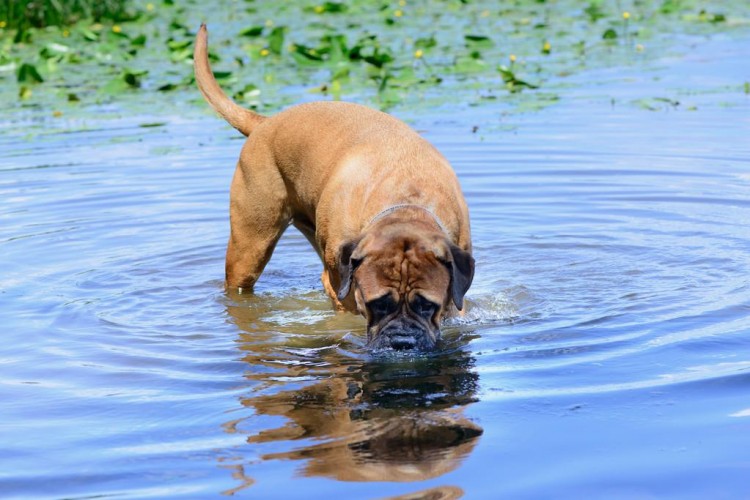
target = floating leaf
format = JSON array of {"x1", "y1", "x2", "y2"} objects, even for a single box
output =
[
  {"x1": 240, "y1": 26, "x2": 264, "y2": 37},
  {"x1": 584, "y1": 2, "x2": 606, "y2": 21},
  {"x1": 267, "y1": 26, "x2": 286, "y2": 55},
  {"x1": 81, "y1": 28, "x2": 99, "y2": 41},
  {"x1": 452, "y1": 56, "x2": 487, "y2": 73},
  {"x1": 330, "y1": 79, "x2": 342, "y2": 100},
  {"x1": 633, "y1": 97, "x2": 679, "y2": 110},
  {"x1": 331, "y1": 64, "x2": 350, "y2": 81},
  {"x1": 498, "y1": 65, "x2": 538, "y2": 92},
  {"x1": 320, "y1": 33, "x2": 348, "y2": 61},
  {"x1": 39, "y1": 47, "x2": 62, "y2": 60},
  {"x1": 13, "y1": 28, "x2": 29, "y2": 44},
  {"x1": 291, "y1": 44, "x2": 325, "y2": 63},
  {"x1": 17, "y1": 63, "x2": 43, "y2": 84},
  {"x1": 103, "y1": 68, "x2": 148, "y2": 93},
  {"x1": 131, "y1": 34, "x2": 147, "y2": 47},
  {"x1": 350, "y1": 36, "x2": 393, "y2": 68},
  {"x1": 308, "y1": 2, "x2": 348, "y2": 13},
  {"x1": 464, "y1": 34, "x2": 493, "y2": 48},
  {"x1": 157, "y1": 83, "x2": 178, "y2": 92},
  {"x1": 123, "y1": 69, "x2": 147, "y2": 87},
  {"x1": 321, "y1": 2, "x2": 348, "y2": 13},
  {"x1": 414, "y1": 37, "x2": 437, "y2": 50},
  {"x1": 110, "y1": 29, "x2": 129, "y2": 40},
  {"x1": 659, "y1": 0, "x2": 683, "y2": 14},
  {"x1": 213, "y1": 70, "x2": 232, "y2": 80},
  {"x1": 101, "y1": 77, "x2": 127, "y2": 94},
  {"x1": 169, "y1": 19, "x2": 189, "y2": 32},
  {"x1": 234, "y1": 84, "x2": 261, "y2": 105},
  {"x1": 167, "y1": 39, "x2": 192, "y2": 62},
  {"x1": 167, "y1": 39, "x2": 191, "y2": 51},
  {"x1": 633, "y1": 98, "x2": 659, "y2": 111},
  {"x1": 364, "y1": 49, "x2": 393, "y2": 68},
  {"x1": 45, "y1": 43, "x2": 70, "y2": 55},
  {"x1": 602, "y1": 28, "x2": 618, "y2": 39},
  {"x1": 653, "y1": 97, "x2": 680, "y2": 106}
]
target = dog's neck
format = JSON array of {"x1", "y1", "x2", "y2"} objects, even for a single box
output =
[{"x1": 367, "y1": 204, "x2": 448, "y2": 235}]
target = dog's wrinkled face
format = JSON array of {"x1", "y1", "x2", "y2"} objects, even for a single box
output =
[
  {"x1": 355, "y1": 245, "x2": 450, "y2": 351},
  {"x1": 337, "y1": 224, "x2": 474, "y2": 351}
]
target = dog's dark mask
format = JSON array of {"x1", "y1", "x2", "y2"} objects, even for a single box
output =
[
  {"x1": 365, "y1": 292, "x2": 441, "y2": 350},
  {"x1": 336, "y1": 229, "x2": 474, "y2": 352}
]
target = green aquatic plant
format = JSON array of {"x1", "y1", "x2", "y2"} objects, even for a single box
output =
[
  {"x1": 0, "y1": 0, "x2": 136, "y2": 30},
  {"x1": 16, "y1": 61, "x2": 43, "y2": 83},
  {"x1": 1, "y1": 0, "x2": 749, "y2": 119},
  {"x1": 498, "y1": 55, "x2": 537, "y2": 93}
]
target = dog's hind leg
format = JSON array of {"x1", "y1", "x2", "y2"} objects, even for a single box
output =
[{"x1": 225, "y1": 158, "x2": 289, "y2": 291}]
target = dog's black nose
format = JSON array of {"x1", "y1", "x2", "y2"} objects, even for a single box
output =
[{"x1": 389, "y1": 333, "x2": 417, "y2": 350}]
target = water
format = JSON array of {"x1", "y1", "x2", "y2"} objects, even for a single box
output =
[{"x1": 2, "y1": 35, "x2": 750, "y2": 498}]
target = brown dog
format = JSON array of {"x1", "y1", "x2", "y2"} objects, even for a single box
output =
[{"x1": 194, "y1": 24, "x2": 474, "y2": 350}]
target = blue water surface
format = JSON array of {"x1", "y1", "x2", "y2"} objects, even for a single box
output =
[{"x1": 1, "y1": 31, "x2": 749, "y2": 499}]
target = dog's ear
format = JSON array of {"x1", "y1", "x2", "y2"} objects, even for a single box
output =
[
  {"x1": 337, "y1": 239, "x2": 364, "y2": 301},
  {"x1": 442, "y1": 243, "x2": 475, "y2": 310}
]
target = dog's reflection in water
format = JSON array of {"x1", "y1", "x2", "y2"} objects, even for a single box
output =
[{"x1": 238, "y1": 351, "x2": 482, "y2": 483}]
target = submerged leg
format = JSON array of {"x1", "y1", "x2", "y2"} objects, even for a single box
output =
[{"x1": 225, "y1": 161, "x2": 289, "y2": 291}]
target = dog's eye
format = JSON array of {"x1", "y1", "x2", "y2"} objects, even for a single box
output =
[
  {"x1": 411, "y1": 294, "x2": 438, "y2": 319},
  {"x1": 367, "y1": 294, "x2": 398, "y2": 319}
]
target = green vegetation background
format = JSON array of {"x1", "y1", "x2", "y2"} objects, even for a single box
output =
[{"x1": 1, "y1": 0, "x2": 748, "y2": 120}]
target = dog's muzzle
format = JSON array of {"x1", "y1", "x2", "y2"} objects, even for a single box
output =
[{"x1": 373, "y1": 318, "x2": 437, "y2": 351}]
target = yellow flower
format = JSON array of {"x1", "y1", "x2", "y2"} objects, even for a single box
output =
[
  {"x1": 635, "y1": 43, "x2": 644, "y2": 52},
  {"x1": 509, "y1": 54, "x2": 517, "y2": 63},
  {"x1": 543, "y1": 41, "x2": 551, "y2": 52},
  {"x1": 112, "y1": 25, "x2": 122, "y2": 33},
  {"x1": 53, "y1": 111, "x2": 63, "y2": 118},
  {"x1": 260, "y1": 49, "x2": 270, "y2": 57},
  {"x1": 394, "y1": 9, "x2": 403, "y2": 17},
  {"x1": 265, "y1": 19, "x2": 274, "y2": 27},
  {"x1": 146, "y1": 3, "x2": 154, "y2": 11},
  {"x1": 414, "y1": 49, "x2": 423, "y2": 59},
  {"x1": 314, "y1": 5, "x2": 324, "y2": 13},
  {"x1": 62, "y1": 29, "x2": 70, "y2": 37},
  {"x1": 0, "y1": 21, "x2": 6, "y2": 29},
  {"x1": 622, "y1": 11, "x2": 631, "y2": 20}
]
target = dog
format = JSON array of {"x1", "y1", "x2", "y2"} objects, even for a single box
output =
[{"x1": 194, "y1": 24, "x2": 474, "y2": 351}]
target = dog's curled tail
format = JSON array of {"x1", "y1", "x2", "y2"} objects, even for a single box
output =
[{"x1": 194, "y1": 23, "x2": 265, "y2": 137}]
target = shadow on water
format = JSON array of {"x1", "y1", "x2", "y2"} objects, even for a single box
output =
[{"x1": 222, "y1": 294, "x2": 483, "y2": 487}]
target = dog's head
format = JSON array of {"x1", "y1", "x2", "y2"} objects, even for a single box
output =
[{"x1": 337, "y1": 222, "x2": 474, "y2": 351}]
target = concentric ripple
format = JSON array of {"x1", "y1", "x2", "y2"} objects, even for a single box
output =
[{"x1": 2, "y1": 36, "x2": 750, "y2": 498}]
